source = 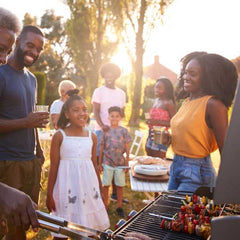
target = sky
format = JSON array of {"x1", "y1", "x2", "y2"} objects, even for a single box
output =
[{"x1": 1, "y1": 0, "x2": 240, "y2": 75}]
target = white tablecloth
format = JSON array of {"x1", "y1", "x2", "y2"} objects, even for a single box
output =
[
  {"x1": 38, "y1": 130, "x2": 55, "y2": 141},
  {"x1": 129, "y1": 171, "x2": 168, "y2": 192}
]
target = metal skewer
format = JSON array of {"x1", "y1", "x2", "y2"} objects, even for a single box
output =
[{"x1": 148, "y1": 213, "x2": 174, "y2": 221}]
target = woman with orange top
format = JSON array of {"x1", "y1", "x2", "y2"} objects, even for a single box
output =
[{"x1": 168, "y1": 52, "x2": 238, "y2": 192}]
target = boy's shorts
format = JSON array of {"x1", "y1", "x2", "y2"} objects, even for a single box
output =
[{"x1": 102, "y1": 164, "x2": 125, "y2": 187}]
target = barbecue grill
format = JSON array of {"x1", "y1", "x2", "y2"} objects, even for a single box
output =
[
  {"x1": 114, "y1": 191, "x2": 203, "y2": 240},
  {"x1": 38, "y1": 191, "x2": 205, "y2": 239}
]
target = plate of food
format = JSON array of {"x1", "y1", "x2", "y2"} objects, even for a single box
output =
[
  {"x1": 134, "y1": 164, "x2": 168, "y2": 176},
  {"x1": 133, "y1": 156, "x2": 163, "y2": 165}
]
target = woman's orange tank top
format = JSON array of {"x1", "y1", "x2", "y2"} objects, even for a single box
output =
[{"x1": 170, "y1": 95, "x2": 218, "y2": 158}]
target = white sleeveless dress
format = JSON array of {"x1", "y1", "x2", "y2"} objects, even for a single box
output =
[{"x1": 51, "y1": 129, "x2": 110, "y2": 238}]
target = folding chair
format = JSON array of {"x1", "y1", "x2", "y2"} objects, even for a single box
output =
[{"x1": 126, "y1": 130, "x2": 144, "y2": 159}]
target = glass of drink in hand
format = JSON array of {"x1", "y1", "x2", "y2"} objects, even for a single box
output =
[
  {"x1": 35, "y1": 105, "x2": 49, "y2": 129},
  {"x1": 153, "y1": 126, "x2": 166, "y2": 144},
  {"x1": 35, "y1": 105, "x2": 49, "y2": 113}
]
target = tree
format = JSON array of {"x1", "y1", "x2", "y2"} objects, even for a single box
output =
[
  {"x1": 65, "y1": 0, "x2": 123, "y2": 103},
  {"x1": 37, "y1": 10, "x2": 67, "y2": 84},
  {"x1": 119, "y1": 0, "x2": 174, "y2": 126},
  {"x1": 34, "y1": 72, "x2": 47, "y2": 104},
  {"x1": 22, "y1": 13, "x2": 37, "y2": 26}
]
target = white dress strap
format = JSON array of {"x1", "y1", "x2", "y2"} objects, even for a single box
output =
[
  {"x1": 58, "y1": 129, "x2": 66, "y2": 138},
  {"x1": 88, "y1": 130, "x2": 92, "y2": 139}
]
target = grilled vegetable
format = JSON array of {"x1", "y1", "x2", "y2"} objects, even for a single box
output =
[{"x1": 160, "y1": 195, "x2": 223, "y2": 239}]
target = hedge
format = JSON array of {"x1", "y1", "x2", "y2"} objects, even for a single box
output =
[{"x1": 34, "y1": 71, "x2": 47, "y2": 105}]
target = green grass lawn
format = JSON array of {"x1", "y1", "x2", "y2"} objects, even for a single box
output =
[{"x1": 26, "y1": 120, "x2": 221, "y2": 239}]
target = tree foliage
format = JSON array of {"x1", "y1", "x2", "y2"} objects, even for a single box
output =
[
  {"x1": 21, "y1": 1, "x2": 174, "y2": 119},
  {"x1": 35, "y1": 10, "x2": 67, "y2": 84},
  {"x1": 65, "y1": 0, "x2": 123, "y2": 103},
  {"x1": 118, "y1": 0, "x2": 174, "y2": 126},
  {"x1": 34, "y1": 72, "x2": 47, "y2": 104},
  {"x1": 23, "y1": 13, "x2": 37, "y2": 26}
]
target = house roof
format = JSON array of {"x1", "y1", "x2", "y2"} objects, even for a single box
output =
[{"x1": 144, "y1": 56, "x2": 178, "y2": 84}]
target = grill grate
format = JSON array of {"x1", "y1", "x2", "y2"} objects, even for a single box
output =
[{"x1": 114, "y1": 194, "x2": 203, "y2": 240}]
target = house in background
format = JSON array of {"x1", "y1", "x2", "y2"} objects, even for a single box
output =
[{"x1": 144, "y1": 55, "x2": 178, "y2": 85}]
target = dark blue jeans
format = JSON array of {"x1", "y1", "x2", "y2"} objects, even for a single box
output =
[{"x1": 168, "y1": 154, "x2": 216, "y2": 192}]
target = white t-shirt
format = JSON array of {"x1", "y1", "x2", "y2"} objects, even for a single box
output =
[
  {"x1": 91, "y1": 85, "x2": 126, "y2": 131},
  {"x1": 50, "y1": 99, "x2": 64, "y2": 115}
]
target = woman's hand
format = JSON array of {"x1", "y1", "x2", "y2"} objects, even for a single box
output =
[{"x1": 163, "y1": 132, "x2": 171, "y2": 145}]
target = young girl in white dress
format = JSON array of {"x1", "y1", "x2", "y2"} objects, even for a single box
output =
[{"x1": 46, "y1": 94, "x2": 110, "y2": 239}]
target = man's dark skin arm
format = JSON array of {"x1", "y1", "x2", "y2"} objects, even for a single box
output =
[
  {"x1": 0, "y1": 113, "x2": 48, "y2": 165},
  {"x1": 0, "y1": 111, "x2": 49, "y2": 134},
  {"x1": 0, "y1": 183, "x2": 39, "y2": 232},
  {"x1": 35, "y1": 128, "x2": 45, "y2": 164}
]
